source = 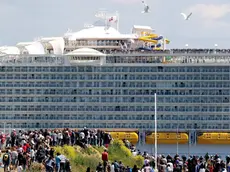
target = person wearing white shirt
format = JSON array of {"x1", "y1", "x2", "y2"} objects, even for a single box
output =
[
  {"x1": 57, "y1": 132, "x2": 63, "y2": 145},
  {"x1": 58, "y1": 154, "x2": 66, "y2": 171},
  {"x1": 111, "y1": 162, "x2": 115, "y2": 172},
  {"x1": 167, "y1": 162, "x2": 173, "y2": 172}
]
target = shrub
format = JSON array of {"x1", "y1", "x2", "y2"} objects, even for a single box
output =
[
  {"x1": 52, "y1": 140, "x2": 144, "y2": 172},
  {"x1": 134, "y1": 155, "x2": 145, "y2": 167},
  {"x1": 63, "y1": 145, "x2": 76, "y2": 159},
  {"x1": 108, "y1": 139, "x2": 144, "y2": 168},
  {"x1": 54, "y1": 146, "x2": 64, "y2": 155},
  {"x1": 73, "y1": 153, "x2": 100, "y2": 170},
  {"x1": 92, "y1": 146, "x2": 104, "y2": 154}
]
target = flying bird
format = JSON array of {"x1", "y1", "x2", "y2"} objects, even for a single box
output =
[
  {"x1": 141, "y1": 0, "x2": 150, "y2": 13},
  {"x1": 181, "y1": 12, "x2": 192, "y2": 20}
]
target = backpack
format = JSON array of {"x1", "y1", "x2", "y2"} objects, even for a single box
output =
[{"x1": 3, "y1": 154, "x2": 9, "y2": 162}]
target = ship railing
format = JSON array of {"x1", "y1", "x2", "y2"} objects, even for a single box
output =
[{"x1": 0, "y1": 54, "x2": 66, "y2": 65}]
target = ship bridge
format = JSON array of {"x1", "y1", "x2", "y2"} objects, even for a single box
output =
[{"x1": 64, "y1": 26, "x2": 137, "y2": 51}]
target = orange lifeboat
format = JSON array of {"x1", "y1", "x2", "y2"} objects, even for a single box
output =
[
  {"x1": 198, "y1": 133, "x2": 230, "y2": 144},
  {"x1": 146, "y1": 132, "x2": 188, "y2": 144},
  {"x1": 108, "y1": 132, "x2": 138, "y2": 145}
]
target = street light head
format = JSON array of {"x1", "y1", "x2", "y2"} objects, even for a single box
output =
[
  {"x1": 185, "y1": 44, "x2": 188, "y2": 47},
  {"x1": 214, "y1": 44, "x2": 218, "y2": 47}
]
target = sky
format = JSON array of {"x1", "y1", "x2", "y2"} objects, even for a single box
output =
[{"x1": 1, "y1": 0, "x2": 230, "y2": 48}]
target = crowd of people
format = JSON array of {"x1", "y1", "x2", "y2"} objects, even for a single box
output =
[
  {"x1": 171, "y1": 49, "x2": 230, "y2": 54},
  {"x1": 0, "y1": 128, "x2": 229, "y2": 172},
  {"x1": 121, "y1": 48, "x2": 230, "y2": 54},
  {"x1": 90, "y1": 138, "x2": 230, "y2": 172},
  {"x1": 169, "y1": 49, "x2": 230, "y2": 54},
  {"x1": 0, "y1": 128, "x2": 112, "y2": 171},
  {"x1": 94, "y1": 151, "x2": 230, "y2": 172},
  {"x1": 111, "y1": 48, "x2": 230, "y2": 55}
]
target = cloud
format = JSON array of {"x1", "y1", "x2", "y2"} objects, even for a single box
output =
[
  {"x1": 188, "y1": 4, "x2": 230, "y2": 20},
  {"x1": 110, "y1": 0, "x2": 140, "y2": 4}
]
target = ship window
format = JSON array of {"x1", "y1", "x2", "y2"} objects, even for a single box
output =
[
  {"x1": 206, "y1": 134, "x2": 211, "y2": 139},
  {"x1": 166, "y1": 134, "x2": 170, "y2": 139},
  {"x1": 218, "y1": 134, "x2": 221, "y2": 139},
  {"x1": 125, "y1": 133, "x2": 131, "y2": 139}
]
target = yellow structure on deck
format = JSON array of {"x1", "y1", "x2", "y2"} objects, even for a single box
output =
[
  {"x1": 198, "y1": 133, "x2": 230, "y2": 144},
  {"x1": 109, "y1": 132, "x2": 139, "y2": 145},
  {"x1": 145, "y1": 132, "x2": 189, "y2": 144}
]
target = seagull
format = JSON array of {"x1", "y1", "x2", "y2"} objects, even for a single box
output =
[
  {"x1": 141, "y1": 0, "x2": 150, "y2": 13},
  {"x1": 181, "y1": 12, "x2": 192, "y2": 20}
]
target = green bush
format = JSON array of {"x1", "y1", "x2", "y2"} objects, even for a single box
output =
[
  {"x1": 63, "y1": 145, "x2": 76, "y2": 159},
  {"x1": 52, "y1": 140, "x2": 144, "y2": 172},
  {"x1": 108, "y1": 139, "x2": 144, "y2": 168},
  {"x1": 134, "y1": 155, "x2": 145, "y2": 167},
  {"x1": 54, "y1": 146, "x2": 64, "y2": 155},
  {"x1": 73, "y1": 153, "x2": 100, "y2": 170}
]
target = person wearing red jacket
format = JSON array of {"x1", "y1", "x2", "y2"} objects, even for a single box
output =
[
  {"x1": 22, "y1": 143, "x2": 28, "y2": 153},
  {"x1": 102, "y1": 149, "x2": 108, "y2": 172}
]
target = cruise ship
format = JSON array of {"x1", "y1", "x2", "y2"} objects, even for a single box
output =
[{"x1": 1, "y1": 11, "x2": 230, "y2": 145}]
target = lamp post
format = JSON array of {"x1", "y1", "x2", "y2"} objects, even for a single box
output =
[
  {"x1": 176, "y1": 116, "x2": 179, "y2": 155},
  {"x1": 3, "y1": 122, "x2": 5, "y2": 134},
  {"x1": 7, "y1": 123, "x2": 12, "y2": 134},
  {"x1": 154, "y1": 93, "x2": 158, "y2": 171},
  {"x1": 3, "y1": 122, "x2": 12, "y2": 134}
]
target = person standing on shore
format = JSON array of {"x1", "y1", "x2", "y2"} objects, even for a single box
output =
[
  {"x1": 3, "y1": 149, "x2": 11, "y2": 172},
  {"x1": 102, "y1": 149, "x2": 109, "y2": 172}
]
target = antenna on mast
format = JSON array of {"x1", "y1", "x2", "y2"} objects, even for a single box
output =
[
  {"x1": 84, "y1": 23, "x2": 94, "y2": 28},
  {"x1": 115, "y1": 11, "x2": 119, "y2": 31},
  {"x1": 95, "y1": 9, "x2": 109, "y2": 31},
  {"x1": 95, "y1": 9, "x2": 107, "y2": 19}
]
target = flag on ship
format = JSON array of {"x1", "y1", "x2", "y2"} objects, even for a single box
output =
[{"x1": 108, "y1": 16, "x2": 118, "y2": 23}]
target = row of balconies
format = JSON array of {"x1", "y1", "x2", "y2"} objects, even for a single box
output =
[
  {"x1": 0, "y1": 121, "x2": 228, "y2": 130},
  {"x1": 0, "y1": 114, "x2": 229, "y2": 121}
]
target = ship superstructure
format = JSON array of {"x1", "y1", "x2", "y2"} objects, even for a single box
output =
[{"x1": 0, "y1": 11, "x2": 230, "y2": 145}]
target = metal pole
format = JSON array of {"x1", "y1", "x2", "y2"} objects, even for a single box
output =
[
  {"x1": 154, "y1": 93, "x2": 157, "y2": 171},
  {"x1": 176, "y1": 122, "x2": 178, "y2": 155},
  {"x1": 163, "y1": 39, "x2": 166, "y2": 50},
  {"x1": 188, "y1": 130, "x2": 190, "y2": 157},
  {"x1": 116, "y1": 11, "x2": 119, "y2": 31},
  {"x1": 3, "y1": 122, "x2": 5, "y2": 134}
]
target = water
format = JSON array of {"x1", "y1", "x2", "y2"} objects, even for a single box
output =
[{"x1": 137, "y1": 144, "x2": 230, "y2": 158}]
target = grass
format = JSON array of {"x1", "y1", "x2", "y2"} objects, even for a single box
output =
[{"x1": 33, "y1": 140, "x2": 144, "y2": 172}]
